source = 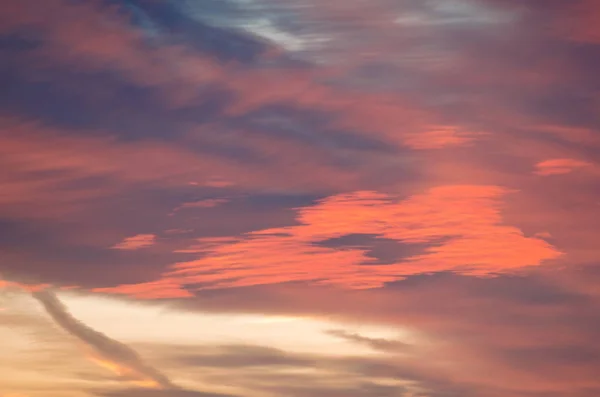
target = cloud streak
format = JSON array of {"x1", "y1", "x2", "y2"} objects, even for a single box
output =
[
  {"x1": 32, "y1": 290, "x2": 176, "y2": 390},
  {"x1": 112, "y1": 234, "x2": 157, "y2": 251},
  {"x1": 535, "y1": 158, "x2": 592, "y2": 176}
]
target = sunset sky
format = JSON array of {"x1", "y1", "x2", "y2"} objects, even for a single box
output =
[{"x1": 1, "y1": 1, "x2": 600, "y2": 396}]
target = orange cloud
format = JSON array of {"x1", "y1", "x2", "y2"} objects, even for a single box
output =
[
  {"x1": 95, "y1": 279, "x2": 193, "y2": 300},
  {"x1": 111, "y1": 234, "x2": 157, "y2": 250},
  {"x1": 535, "y1": 158, "x2": 591, "y2": 176},
  {"x1": 0, "y1": 279, "x2": 49, "y2": 293},
  {"x1": 96, "y1": 185, "x2": 561, "y2": 298},
  {"x1": 87, "y1": 351, "x2": 161, "y2": 389}
]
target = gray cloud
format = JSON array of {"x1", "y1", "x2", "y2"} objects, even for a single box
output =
[
  {"x1": 32, "y1": 289, "x2": 176, "y2": 389},
  {"x1": 326, "y1": 329, "x2": 411, "y2": 353},
  {"x1": 173, "y1": 344, "x2": 315, "y2": 369},
  {"x1": 171, "y1": 269, "x2": 600, "y2": 396}
]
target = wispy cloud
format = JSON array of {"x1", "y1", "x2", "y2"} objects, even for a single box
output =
[
  {"x1": 1, "y1": 0, "x2": 600, "y2": 395},
  {"x1": 95, "y1": 184, "x2": 561, "y2": 298},
  {"x1": 112, "y1": 235, "x2": 157, "y2": 251},
  {"x1": 32, "y1": 290, "x2": 176, "y2": 390},
  {"x1": 170, "y1": 199, "x2": 230, "y2": 215},
  {"x1": 535, "y1": 158, "x2": 592, "y2": 176},
  {"x1": 326, "y1": 329, "x2": 411, "y2": 353}
]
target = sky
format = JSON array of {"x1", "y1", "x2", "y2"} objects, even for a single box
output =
[{"x1": 1, "y1": 0, "x2": 600, "y2": 396}]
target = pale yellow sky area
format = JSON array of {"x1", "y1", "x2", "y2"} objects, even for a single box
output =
[{"x1": 0, "y1": 289, "x2": 413, "y2": 397}]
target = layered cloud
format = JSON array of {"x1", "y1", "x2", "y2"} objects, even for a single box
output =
[
  {"x1": 1, "y1": 0, "x2": 600, "y2": 396},
  {"x1": 154, "y1": 268, "x2": 600, "y2": 397}
]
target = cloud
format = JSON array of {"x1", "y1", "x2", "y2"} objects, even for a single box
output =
[
  {"x1": 94, "y1": 184, "x2": 561, "y2": 298},
  {"x1": 1, "y1": 1, "x2": 600, "y2": 395},
  {"x1": 133, "y1": 342, "x2": 421, "y2": 397},
  {"x1": 0, "y1": 0, "x2": 235, "y2": 101},
  {"x1": 0, "y1": 0, "x2": 499, "y2": 156},
  {"x1": 172, "y1": 344, "x2": 315, "y2": 369},
  {"x1": 112, "y1": 234, "x2": 157, "y2": 251},
  {"x1": 535, "y1": 158, "x2": 592, "y2": 176},
  {"x1": 556, "y1": 0, "x2": 600, "y2": 44},
  {"x1": 162, "y1": 268, "x2": 600, "y2": 397},
  {"x1": 0, "y1": 116, "x2": 370, "y2": 222},
  {"x1": 402, "y1": 126, "x2": 485, "y2": 150},
  {"x1": 32, "y1": 290, "x2": 176, "y2": 389},
  {"x1": 97, "y1": 389, "x2": 239, "y2": 397},
  {"x1": 170, "y1": 199, "x2": 230, "y2": 215},
  {"x1": 13, "y1": 268, "x2": 600, "y2": 397},
  {"x1": 326, "y1": 330, "x2": 411, "y2": 353}
]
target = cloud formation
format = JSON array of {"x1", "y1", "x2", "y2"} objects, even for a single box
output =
[
  {"x1": 112, "y1": 234, "x2": 157, "y2": 251},
  {"x1": 158, "y1": 268, "x2": 600, "y2": 397},
  {"x1": 96, "y1": 184, "x2": 561, "y2": 298},
  {"x1": 1, "y1": 0, "x2": 600, "y2": 396},
  {"x1": 535, "y1": 158, "x2": 592, "y2": 176},
  {"x1": 32, "y1": 290, "x2": 176, "y2": 390}
]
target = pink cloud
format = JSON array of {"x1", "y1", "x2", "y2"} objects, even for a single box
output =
[
  {"x1": 111, "y1": 234, "x2": 156, "y2": 251},
  {"x1": 403, "y1": 126, "x2": 486, "y2": 150},
  {"x1": 535, "y1": 158, "x2": 592, "y2": 176},
  {"x1": 0, "y1": 0, "x2": 492, "y2": 157},
  {"x1": 95, "y1": 184, "x2": 561, "y2": 298},
  {"x1": 170, "y1": 198, "x2": 229, "y2": 214},
  {"x1": 0, "y1": 117, "x2": 367, "y2": 220}
]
